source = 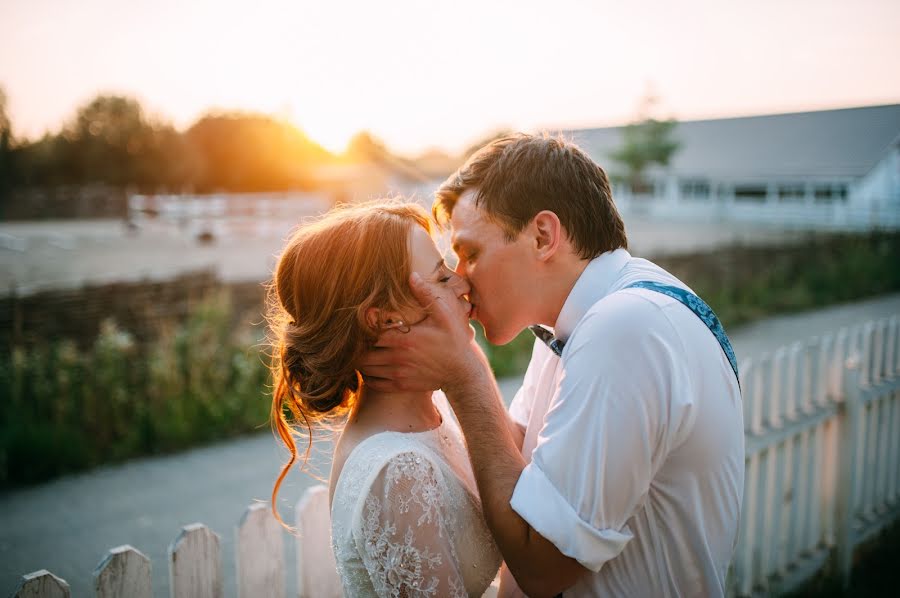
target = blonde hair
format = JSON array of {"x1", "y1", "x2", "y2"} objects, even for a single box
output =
[{"x1": 266, "y1": 200, "x2": 431, "y2": 526}]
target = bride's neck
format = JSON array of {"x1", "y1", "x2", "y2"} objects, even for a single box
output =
[{"x1": 350, "y1": 386, "x2": 441, "y2": 432}]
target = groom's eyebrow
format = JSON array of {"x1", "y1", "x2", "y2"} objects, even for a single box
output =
[{"x1": 432, "y1": 259, "x2": 444, "y2": 273}]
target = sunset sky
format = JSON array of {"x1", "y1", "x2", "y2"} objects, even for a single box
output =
[{"x1": 2, "y1": 0, "x2": 899, "y2": 155}]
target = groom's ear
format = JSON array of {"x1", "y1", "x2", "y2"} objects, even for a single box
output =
[{"x1": 531, "y1": 210, "x2": 562, "y2": 261}]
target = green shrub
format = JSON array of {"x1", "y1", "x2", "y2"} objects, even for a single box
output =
[{"x1": 0, "y1": 291, "x2": 270, "y2": 488}]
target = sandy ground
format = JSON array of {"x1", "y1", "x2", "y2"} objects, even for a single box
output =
[
  {"x1": 2, "y1": 293, "x2": 898, "y2": 597},
  {"x1": 0, "y1": 216, "x2": 801, "y2": 294}
]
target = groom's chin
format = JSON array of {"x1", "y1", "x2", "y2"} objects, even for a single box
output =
[{"x1": 481, "y1": 324, "x2": 520, "y2": 347}]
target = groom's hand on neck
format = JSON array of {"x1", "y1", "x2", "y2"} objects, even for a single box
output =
[{"x1": 359, "y1": 272, "x2": 485, "y2": 394}]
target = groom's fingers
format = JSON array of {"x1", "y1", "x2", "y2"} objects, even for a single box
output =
[
  {"x1": 409, "y1": 272, "x2": 453, "y2": 324},
  {"x1": 357, "y1": 362, "x2": 396, "y2": 380}
]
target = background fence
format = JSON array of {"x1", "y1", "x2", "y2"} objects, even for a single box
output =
[
  {"x1": 731, "y1": 315, "x2": 900, "y2": 595},
  {"x1": 11, "y1": 316, "x2": 900, "y2": 597}
]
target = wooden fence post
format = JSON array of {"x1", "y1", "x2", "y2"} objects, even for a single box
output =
[
  {"x1": 295, "y1": 485, "x2": 341, "y2": 598},
  {"x1": 168, "y1": 523, "x2": 223, "y2": 598},
  {"x1": 835, "y1": 356, "x2": 862, "y2": 587},
  {"x1": 93, "y1": 545, "x2": 152, "y2": 598},
  {"x1": 235, "y1": 503, "x2": 285, "y2": 598},
  {"x1": 13, "y1": 570, "x2": 70, "y2": 598}
]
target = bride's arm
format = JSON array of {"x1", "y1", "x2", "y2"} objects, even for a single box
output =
[{"x1": 355, "y1": 451, "x2": 468, "y2": 598}]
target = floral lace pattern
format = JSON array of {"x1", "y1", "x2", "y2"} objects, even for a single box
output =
[{"x1": 330, "y1": 393, "x2": 501, "y2": 597}]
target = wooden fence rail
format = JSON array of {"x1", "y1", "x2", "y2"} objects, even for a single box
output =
[{"x1": 12, "y1": 317, "x2": 900, "y2": 597}]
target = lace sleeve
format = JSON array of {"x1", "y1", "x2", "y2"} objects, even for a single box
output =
[{"x1": 356, "y1": 450, "x2": 467, "y2": 598}]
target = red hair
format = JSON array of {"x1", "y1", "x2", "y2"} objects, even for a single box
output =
[{"x1": 266, "y1": 200, "x2": 431, "y2": 527}]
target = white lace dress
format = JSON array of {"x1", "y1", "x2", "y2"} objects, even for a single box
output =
[{"x1": 330, "y1": 392, "x2": 502, "y2": 597}]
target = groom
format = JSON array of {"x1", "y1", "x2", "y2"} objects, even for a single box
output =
[{"x1": 363, "y1": 134, "x2": 744, "y2": 597}]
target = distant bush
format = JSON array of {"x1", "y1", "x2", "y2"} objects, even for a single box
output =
[{"x1": 0, "y1": 291, "x2": 270, "y2": 488}]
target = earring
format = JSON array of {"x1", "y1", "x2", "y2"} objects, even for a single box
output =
[{"x1": 386, "y1": 320, "x2": 410, "y2": 333}]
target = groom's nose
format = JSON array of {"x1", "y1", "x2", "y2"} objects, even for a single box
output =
[{"x1": 454, "y1": 275, "x2": 471, "y2": 296}]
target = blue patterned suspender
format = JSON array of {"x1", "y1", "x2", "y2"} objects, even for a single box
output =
[
  {"x1": 623, "y1": 281, "x2": 740, "y2": 390},
  {"x1": 529, "y1": 282, "x2": 740, "y2": 390}
]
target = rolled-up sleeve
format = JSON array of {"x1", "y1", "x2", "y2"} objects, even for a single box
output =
[{"x1": 510, "y1": 295, "x2": 693, "y2": 571}]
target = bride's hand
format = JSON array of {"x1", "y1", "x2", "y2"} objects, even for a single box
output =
[{"x1": 360, "y1": 272, "x2": 485, "y2": 393}]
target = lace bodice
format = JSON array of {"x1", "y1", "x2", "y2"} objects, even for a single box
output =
[{"x1": 330, "y1": 392, "x2": 502, "y2": 597}]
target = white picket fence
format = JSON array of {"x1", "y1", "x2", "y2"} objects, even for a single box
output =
[
  {"x1": 12, "y1": 486, "x2": 500, "y2": 598},
  {"x1": 730, "y1": 315, "x2": 900, "y2": 596},
  {"x1": 13, "y1": 317, "x2": 900, "y2": 597},
  {"x1": 12, "y1": 486, "x2": 342, "y2": 598}
]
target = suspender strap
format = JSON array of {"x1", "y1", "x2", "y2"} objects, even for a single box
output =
[{"x1": 624, "y1": 281, "x2": 740, "y2": 390}]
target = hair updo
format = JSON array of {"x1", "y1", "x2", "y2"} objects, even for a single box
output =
[{"x1": 267, "y1": 200, "x2": 431, "y2": 525}]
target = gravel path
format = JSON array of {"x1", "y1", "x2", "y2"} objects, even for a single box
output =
[{"x1": 2, "y1": 293, "x2": 898, "y2": 597}]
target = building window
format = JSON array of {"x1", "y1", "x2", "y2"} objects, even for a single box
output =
[
  {"x1": 778, "y1": 184, "x2": 805, "y2": 202},
  {"x1": 814, "y1": 186, "x2": 834, "y2": 202},
  {"x1": 734, "y1": 185, "x2": 768, "y2": 203},
  {"x1": 680, "y1": 179, "x2": 710, "y2": 200},
  {"x1": 835, "y1": 184, "x2": 848, "y2": 201}
]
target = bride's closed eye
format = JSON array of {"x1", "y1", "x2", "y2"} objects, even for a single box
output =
[{"x1": 437, "y1": 265, "x2": 453, "y2": 283}]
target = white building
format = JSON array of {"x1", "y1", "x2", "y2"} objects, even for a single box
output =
[{"x1": 569, "y1": 104, "x2": 900, "y2": 230}]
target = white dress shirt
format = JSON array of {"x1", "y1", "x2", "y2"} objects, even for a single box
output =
[{"x1": 508, "y1": 248, "x2": 744, "y2": 597}]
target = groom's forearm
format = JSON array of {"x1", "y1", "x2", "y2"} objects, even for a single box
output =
[{"x1": 445, "y1": 358, "x2": 587, "y2": 598}]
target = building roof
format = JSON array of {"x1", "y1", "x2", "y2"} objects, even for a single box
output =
[{"x1": 567, "y1": 104, "x2": 900, "y2": 181}]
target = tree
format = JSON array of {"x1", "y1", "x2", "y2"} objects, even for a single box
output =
[
  {"x1": 62, "y1": 95, "x2": 153, "y2": 186},
  {"x1": 0, "y1": 87, "x2": 12, "y2": 194},
  {"x1": 609, "y1": 95, "x2": 679, "y2": 194},
  {"x1": 345, "y1": 131, "x2": 389, "y2": 162},
  {"x1": 185, "y1": 113, "x2": 332, "y2": 192}
]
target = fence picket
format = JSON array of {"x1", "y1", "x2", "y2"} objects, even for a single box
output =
[
  {"x1": 168, "y1": 524, "x2": 222, "y2": 598},
  {"x1": 815, "y1": 334, "x2": 832, "y2": 407},
  {"x1": 836, "y1": 358, "x2": 862, "y2": 585},
  {"x1": 735, "y1": 451, "x2": 757, "y2": 596},
  {"x1": 740, "y1": 358, "x2": 754, "y2": 433},
  {"x1": 787, "y1": 430, "x2": 808, "y2": 563},
  {"x1": 770, "y1": 348, "x2": 787, "y2": 428},
  {"x1": 235, "y1": 504, "x2": 285, "y2": 598},
  {"x1": 886, "y1": 390, "x2": 898, "y2": 506},
  {"x1": 751, "y1": 354, "x2": 769, "y2": 435},
  {"x1": 295, "y1": 485, "x2": 342, "y2": 598},
  {"x1": 93, "y1": 545, "x2": 151, "y2": 598},
  {"x1": 888, "y1": 316, "x2": 900, "y2": 377},
  {"x1": 14, "y1": 571, "x2": 71, "y2": 598},
  {"x1": 870, "y1": 322, "x2": 881, "y2": 384},
  {"x1": 807, "y1": 423, "x2": 825, "y2": 552},
  {"x1": 828, "y1": 328, "x2": 849, "y2": 399},
  {"x1": 875, "y1": 396, "x2": 895, "y2": 514}
]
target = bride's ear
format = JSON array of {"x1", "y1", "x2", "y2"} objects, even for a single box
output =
[{"x1": 365, "y1": 307, "x2": 406, "y2": 331}]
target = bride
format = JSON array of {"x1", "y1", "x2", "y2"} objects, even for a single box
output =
[{"x1": 267, "y1": 201, "x2": 502, "y2": 597}]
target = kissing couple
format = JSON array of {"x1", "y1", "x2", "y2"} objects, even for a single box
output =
[{"x1": 268, "y1": 134, "x2": 744, "y2": 597}]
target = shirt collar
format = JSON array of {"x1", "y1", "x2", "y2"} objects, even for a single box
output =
[{"x1": 553, "y1": 248, "x2": 632, "y2": 342}]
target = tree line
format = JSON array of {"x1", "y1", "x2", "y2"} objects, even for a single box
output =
[
  {"x1": 0, "y1": 87, "x2": 342, "y2": 196},
  {"x1": 0, "y1": 85, "x2": 679, "y2": 200}
]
